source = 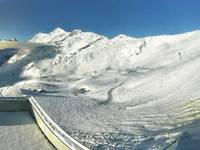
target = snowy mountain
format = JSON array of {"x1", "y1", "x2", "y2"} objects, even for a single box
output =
[
  {"x1": 28, "y1": 28, "x2": 200, "y2": 103},
  {"x1": 1, "y1": 28, "x2": 200, "y2": 149},
  {"x1": 29, "y1": 28, "x2": 200, "y2": 75}
]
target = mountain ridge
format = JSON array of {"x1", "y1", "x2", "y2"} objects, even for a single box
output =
[{"x1": 30, "y1": 27, "x2": 200, "y2": 43}]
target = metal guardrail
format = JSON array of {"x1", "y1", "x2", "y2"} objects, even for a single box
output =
[
  {"x1": 0, "y1": 96, "x2": 89, "y2": 150},
  {"x1": 29, "y1": 96, "x2": 89, "y2": 150}
]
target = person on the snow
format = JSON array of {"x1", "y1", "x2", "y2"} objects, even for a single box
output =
[{"x1": 178, "y1": 51, "x2": 182, "y2": 60}]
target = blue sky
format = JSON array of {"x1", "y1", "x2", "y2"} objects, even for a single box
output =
[{"x1": 0, "y1": 0, "x2": 200, "y2": 40}]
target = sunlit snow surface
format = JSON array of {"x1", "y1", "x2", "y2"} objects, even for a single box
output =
[
  {"x1": 0, "y1": 111, "x2": 54, "y2": 150},
  {"x1": 1, "y1": 29, "x2": 200, "y2": 149}
]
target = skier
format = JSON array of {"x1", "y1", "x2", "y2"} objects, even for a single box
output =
[
  {"x1": 0, "y1": 88, "x2": 3, "y2": 96},
  {"x1": 178, "y1": 51, "x2": 182, "y2": 60},
  {"x1": 115, "y1": 78, "x2": 118, "y2": 84}
]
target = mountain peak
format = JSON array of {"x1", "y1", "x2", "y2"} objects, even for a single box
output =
[
  {"x1": 68, "y1": 29, "x2": 82, "y2": 36},
  {"x1": 50, "y1": 27, "x2": 66, "y2": 35},
  {"x1": 112, "y1": 34, "x2": 135, "y2": 41}
]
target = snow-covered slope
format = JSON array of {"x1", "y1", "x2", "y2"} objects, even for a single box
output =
[
  {"x1": 28, "y1": 28, "x2": 200, "y2": 102},
  {"x1": 29, "y1": 28, "x2": 200, "y2": 73},
  {"x1": 1, "y1": 28, "x2": 200, "y2": 149}
]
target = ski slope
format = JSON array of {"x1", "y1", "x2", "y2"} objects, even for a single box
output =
[{"x1": 1, "y1": 28, "x2": 200, "y2": 149}]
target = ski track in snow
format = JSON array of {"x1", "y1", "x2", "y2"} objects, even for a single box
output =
[{"x1": 99, "y1": 82, "x2": 125, "y2": 105}]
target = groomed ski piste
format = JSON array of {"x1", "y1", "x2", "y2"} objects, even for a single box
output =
[{"x1": 1, "y1": 28, "x2": 200, "y2": 149}]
